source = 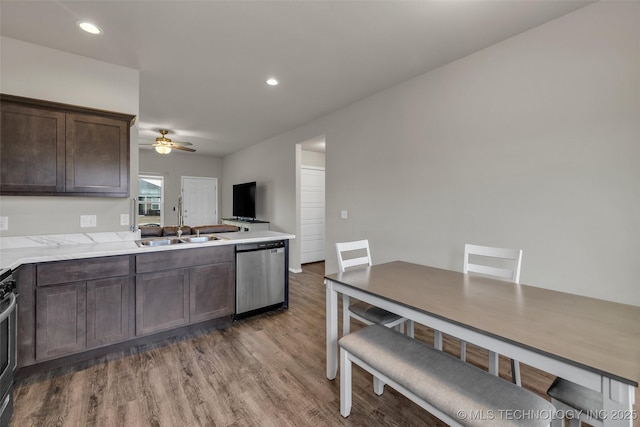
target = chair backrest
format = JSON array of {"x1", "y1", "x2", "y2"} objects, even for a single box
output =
[
  {"x1": 336, "y1": 240, "x2": 373, "y2": 273},
  {"x1": 463, "y1": 244, "x2": 523, "y2": 284}
]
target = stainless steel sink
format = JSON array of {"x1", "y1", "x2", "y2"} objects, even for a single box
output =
[
  {"x1": 180, "y1": 235, "x2": 221, "y2": 243},
  {"x1": 136, "y1": 238, "x2": 183, "y2": 247},
  {"x1": 136, "y1": 235, "x2": 224, "y2": 247}
]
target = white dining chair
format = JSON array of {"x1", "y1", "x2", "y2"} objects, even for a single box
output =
[
  {"x1": 547, "y1": 378, "x2": 604, "y2": 427},
  {"x1": 462, "y1": 243, "x2": 523, "y2": 385},
  {"x1": 336, "y1": 240, "x2": 414, "y2": 337}
]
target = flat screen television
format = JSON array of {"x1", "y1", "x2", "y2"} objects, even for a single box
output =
[{"x1": 232, "y1": 181, "x2": 256, "y2": 220}]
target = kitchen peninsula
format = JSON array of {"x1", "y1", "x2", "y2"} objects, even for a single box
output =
[{"x1": 0, "y1": 229, "x2": 294, "y2": 376}]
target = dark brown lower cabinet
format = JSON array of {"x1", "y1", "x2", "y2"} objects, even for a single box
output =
[
  {"x1": 19, "y1": 245, "x2": 238, "y2": 370},
  {"x1": 135, "y1": 269, "x2": 190, "y2": 336},
  {"x1": 87, "y1": 277, "x2": 132, "y2": 348},
  {"x1": 35, "y1": 283, "x2": 87, "y2": 360},
  {"x1": 135, "y1": 245, "x2": 235, "y2": 332},
  {"x1": 190, "y1": 263, "x2": 235, "y2": 323}
]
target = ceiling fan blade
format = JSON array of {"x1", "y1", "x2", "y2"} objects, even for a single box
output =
[
  {"x1": 172, "y1": 145, "x2": 196, "y2": 152},
  {"x1": 170, "y1": 141, "x2": 193, "y2": 146}
]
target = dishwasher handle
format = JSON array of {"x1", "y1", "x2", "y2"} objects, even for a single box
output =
[{"x1": 236, "y1": 240, "x2": 285, "y2": 252}]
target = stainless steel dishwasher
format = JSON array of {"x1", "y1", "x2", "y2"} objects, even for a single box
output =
[{"x1": 236, "y1": 240, "x2": 286, "y2": 316}]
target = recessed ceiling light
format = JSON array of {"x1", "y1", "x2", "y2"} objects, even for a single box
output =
[
  {"x1": 76, "y1": 21, "x2": 102, "y2": 35},
  {"x1": 266, "y1": 78, "x2": 279, "y2": 86}
]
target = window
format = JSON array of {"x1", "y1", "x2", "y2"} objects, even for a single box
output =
[{"x1": 138, "y1": 175, "x2": 164, "y2": 226}]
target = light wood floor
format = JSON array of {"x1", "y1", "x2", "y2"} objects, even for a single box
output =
[{"x1": 12, "y1": 262, "x2": 639, "y2": 426}]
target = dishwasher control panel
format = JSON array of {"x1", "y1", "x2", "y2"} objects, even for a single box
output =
[{"x1": 236, "y1": 240, "x2": 285, "y2": 252}]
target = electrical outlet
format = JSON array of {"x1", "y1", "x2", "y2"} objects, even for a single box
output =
[
  {"x1": 340, "y1": 210, "x2": 348, "y2": 219},
  {"x1": 80, "y1": 215, "x2": 97, "y2": 228},
  {"x1": 120, "y1": 214, "x2": 130, "y2": 226},
  {"x1": 0, "y1": 216, "x2": 7, "y2": 231}
]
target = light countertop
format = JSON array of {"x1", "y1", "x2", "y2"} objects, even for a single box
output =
[{"x1": 0, "y1": 230, "x2": 295, "y2": 270}]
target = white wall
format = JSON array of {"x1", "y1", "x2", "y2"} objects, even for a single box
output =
[
  {"x1": 139, "y1": 149, "x2": 223, "y2": 226},
  {"x1": 222, "y1": 2, "x2": 640, "y2": 305},
  {"x1": 0, "y1": 37, "x2": 140, "y2": 236},
  {"x1": 301, "y1": 150, "x2": 325, "y2": 168}
]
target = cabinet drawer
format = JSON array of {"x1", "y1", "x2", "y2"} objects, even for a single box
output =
[
  {"x1": 37, "y1": 256, "x2": 130, "y2": 286},
  {"x1": 136, "y1": 245, "x2": 234, "y2": 274}
]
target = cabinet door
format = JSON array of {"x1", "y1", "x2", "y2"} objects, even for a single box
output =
[
  {"x1": 65, "y1": 113, "x2": 129, "y2": 196},
  {"x1": 136, "y1": 269, "x2": 189, "y2": 336},
  {"x1": 35, "y1": 283, "x2": 86, "y2": 360},
  {"x1": 190, "y1": 262, "x2": 235, "y2": 323},
  {"x1": 87, "y1": 277, "x2": 131, "y2": 348},
  {"x1": 0, "y1": 103, "x2": 65, "y2": 194}
]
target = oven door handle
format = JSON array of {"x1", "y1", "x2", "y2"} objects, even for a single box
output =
[{"x1": 0, "y1": 293, "x2": 16, "y2": 323}]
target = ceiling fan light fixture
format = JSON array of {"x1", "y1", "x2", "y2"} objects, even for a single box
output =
[
  {"x1": 76, "y1": 21, "x2": 102, "y2": 35},
  {"x1": 155, "y1": 145, "x2": 171, "y2": 155}
]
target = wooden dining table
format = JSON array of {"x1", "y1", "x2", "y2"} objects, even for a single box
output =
[{"x1": 325, "y1": 261, "x2": 640, "y2": 427}]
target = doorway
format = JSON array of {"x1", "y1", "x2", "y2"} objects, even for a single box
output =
[
  {"x1": 300, "y1": 167, "x2": 325, "y2": 263},
  {"x1": 181, "y1": 176, "x2": 218, "y2": 227},
  {"x1": 296, "y1": 136, "x2": 326, "y2": 267}
]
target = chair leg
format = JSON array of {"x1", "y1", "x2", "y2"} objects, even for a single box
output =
[
  {"x1": 511, "y1": 359, "x2": 521, "y2": 386},
  {"x1": 395, "y1": 323, "x2": 405, "y2": 334},
  {"x1": 406, "y1": 320, "x2": 414, "y2": 338},
  {"x1": 488, "y1": 351, "x2": 499, "y2": 376},
  {"x1": 434, "y1": 330, "x2": 443, "y2": 350},
  {"x1": 340, "y1": 348, "x2": 352, "y2": 417},
  {"x1": 342, "y1": 294, "x2": 351, "y2": 335},
  {"x1": 460, "y1": 341, "x2": 467, "y2": 361}
]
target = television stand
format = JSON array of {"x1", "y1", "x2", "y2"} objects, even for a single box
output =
[{"x1": 222, "y1": 218, "x2": 270, "y2": 232}]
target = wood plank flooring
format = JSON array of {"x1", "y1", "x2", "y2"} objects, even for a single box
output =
[{"x1": 12, "y1": 262, "x2": 639, "y2": 426}]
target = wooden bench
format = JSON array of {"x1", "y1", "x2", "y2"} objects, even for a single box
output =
[{"x1": 339, "y1": 324, "x2": 555, "y2": 426}]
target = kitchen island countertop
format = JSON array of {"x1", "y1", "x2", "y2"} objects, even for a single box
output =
[{"x1": 0, "y1": 230, "x2": 295, "y2": 270}]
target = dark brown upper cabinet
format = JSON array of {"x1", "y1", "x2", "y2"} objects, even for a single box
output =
[{"x1": 0, "y1": 94, "x2": 136, "y2": 197}]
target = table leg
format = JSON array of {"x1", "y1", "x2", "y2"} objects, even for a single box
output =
[
  {"x1": 326, "y1": 281, "x2": 338, "y2": 380},
  {"x1": 602, "y1": 378, "x2": 635, "y2": 427}
]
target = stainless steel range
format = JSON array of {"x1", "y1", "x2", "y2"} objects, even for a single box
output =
[{"x1": 0, "y1": 268, "x2": 16, "y2": 427}]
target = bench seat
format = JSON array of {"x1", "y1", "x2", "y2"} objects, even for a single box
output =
[{"x1": 339, "y1": 324, "x2": 555, "y2": 426}]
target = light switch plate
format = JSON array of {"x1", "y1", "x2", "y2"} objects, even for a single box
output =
[
  {"x1": 80, "y1": 215, "x2": 97, "y2": 228},
  {"x1": 0, "y1": 216, "x2": 7, "y2": 231},
  {"x1": 120, "y1": 214, "x2": 130, "y2": 226}
]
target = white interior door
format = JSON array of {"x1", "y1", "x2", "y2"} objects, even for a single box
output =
[
  {"x1": 301, "y1": 167, "x2": 325, "y2": 263},
  {"x1": 181, "y1": 176, "x2": 218, "y2": 227}
]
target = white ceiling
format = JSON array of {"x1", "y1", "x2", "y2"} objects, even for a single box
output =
[{"x1": 0, "y1": 1, "x2": 591, "y2": 157}]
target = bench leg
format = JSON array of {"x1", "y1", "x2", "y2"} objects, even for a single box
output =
[
  {"x1": 374, "y1": 376, "x2": 385, "y2": 396},
  {"x1": 550, "y1": 398, "x2": 571, "y2": 427},
  {"x1": 340, "y1": 348, "x2": 352, "y2": 417}
]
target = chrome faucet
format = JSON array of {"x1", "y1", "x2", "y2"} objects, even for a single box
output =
[{"x1": 177, "y1": 196, "x2": 184, "y2": 227}]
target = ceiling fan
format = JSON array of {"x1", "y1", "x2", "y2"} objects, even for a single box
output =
[{"x1": 140, "y1": 129, "x2": 196, "y2": 154}]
